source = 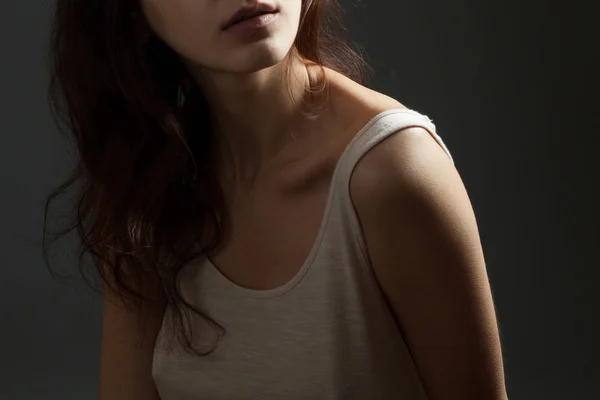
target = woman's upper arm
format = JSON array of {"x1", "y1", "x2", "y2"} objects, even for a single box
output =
[
  {"x1": 98, "y1": 268, "x2": 166, "y2": 400},
  {"x1": 351, "y1": 127, "x2": 508, "y2": 400}
]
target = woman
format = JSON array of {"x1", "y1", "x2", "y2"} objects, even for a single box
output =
[{"x1": 44, "y1": 0, "x2": 508, "y2": 399}]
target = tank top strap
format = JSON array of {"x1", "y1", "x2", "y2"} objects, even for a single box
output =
[
  {"x1": 335, "y1": 108, "x2": 454, "y2": 189},
  {"x1": 325, "y1": 108, "x2": 454, "y2": 262}
]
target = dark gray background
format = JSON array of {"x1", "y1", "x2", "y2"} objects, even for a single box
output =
[{"x1": 2, "y1": 0, "x2": 599, "y2": 399}]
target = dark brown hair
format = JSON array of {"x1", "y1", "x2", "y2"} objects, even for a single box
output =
[{"x1": 43, "y1": 0, "x2": 371, "y2": 355}]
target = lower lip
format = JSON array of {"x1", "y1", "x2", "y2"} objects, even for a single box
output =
[{"x1": 224, "y1": 12, "x2": 279, "y2": 36}]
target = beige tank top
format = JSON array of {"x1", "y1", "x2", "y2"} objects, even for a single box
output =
[{"x1": 152, "y1": 108, "x2": 454, "y2": 399}]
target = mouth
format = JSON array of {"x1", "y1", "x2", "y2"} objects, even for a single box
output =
[{"x1": 223, "y1": 4, "x2": 279, "y2": 31}]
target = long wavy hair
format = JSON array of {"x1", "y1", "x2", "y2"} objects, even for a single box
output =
[{"x1": 43, "y1": 0, "x2": 371, "y2": 355}]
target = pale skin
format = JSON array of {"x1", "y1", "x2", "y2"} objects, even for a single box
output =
[{"x1": 99, "y1": 1, "x2": 508, "y2": 399}]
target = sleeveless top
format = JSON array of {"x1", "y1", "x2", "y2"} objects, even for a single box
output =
[{"x1": 152, "y1": 108, "x2": 455, "y2": 399}]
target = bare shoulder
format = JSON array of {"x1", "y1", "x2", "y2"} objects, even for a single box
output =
[
  {"x1": 326, "y1": 69, "x2": 454, "y2": 203},
  {"x1": 324, "y1": 66, "x2": 413, "y2": 146},
  {"x1": 325, "y1": 66, "x2": 408, "y2": 120},
  {"x1": 324, "y1": 66, "x2": 457, "y2": 199}
]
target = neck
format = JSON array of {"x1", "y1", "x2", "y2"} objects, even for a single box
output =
[{"x1": 188, "y1": 54, "x2": 324, "y2": 183}]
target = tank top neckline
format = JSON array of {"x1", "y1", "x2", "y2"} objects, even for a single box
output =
[{"x1": 202, "y1": 108, "x2": 423, "y2": 298}]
